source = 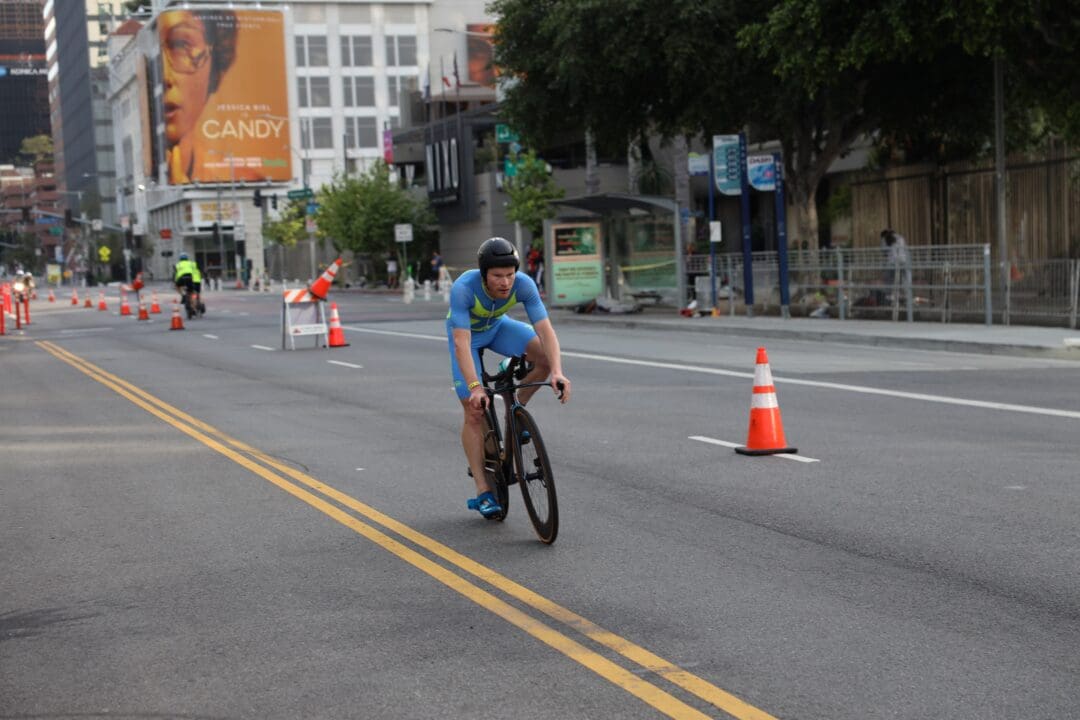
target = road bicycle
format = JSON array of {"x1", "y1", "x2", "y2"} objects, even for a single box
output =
[
  {"x1": 177, "y1": 283, "x2": 205, "y2": 320},
  {"x1": 472, "y1": 350, "x2": 563, "y2": 544}
]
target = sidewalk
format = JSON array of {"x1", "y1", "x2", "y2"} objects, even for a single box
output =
[{"x1": 548, "y1": 306, "x2": 1080, "y2": 361}]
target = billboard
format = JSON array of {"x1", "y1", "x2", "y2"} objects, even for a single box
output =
[
  {"x1": 155, "y1": 8, "x2": 290, "y2": 185},
  {"x1": 466, "y1": 24, "x2": 496, "y2": 87}
]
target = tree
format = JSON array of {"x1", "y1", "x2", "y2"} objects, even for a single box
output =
[
  {"x1": 504, "y1": 150, "x2": 564, "y2": 239},
  {"x1": 315, "y1": 161, "x2": 435, "y2": 264},
  {"x1": 492, "y1": 0, "x2": 1076, "y2": 249},
  {"x1": 19, "y1": 134, "x2": 53, "y2": 165},
  {"x1": 261, "y1": 198, "x2": 307, "y2": 249}
]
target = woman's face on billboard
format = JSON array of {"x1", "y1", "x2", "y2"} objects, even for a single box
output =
[{"x1": 160, "y1": 11, "x2": 212, "y2": 145}]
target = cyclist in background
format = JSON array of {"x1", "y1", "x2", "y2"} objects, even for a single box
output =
[
  {"x1": 448, "y1": 237, "x2": 572, "y2": 518},
  {"x1": 173, "y1": 252, "x2": 204, "y2": 317}
]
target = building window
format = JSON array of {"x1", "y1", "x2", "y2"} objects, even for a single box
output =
[
  {"x1": 387, "y1": 74, "x2": 417, "y2": 108},
  {"x1": 342, "y1": 76, "x2": 375, "y2": 107},
  {"x1": 341, "y1": 36, "x2": 372, "y2": 67},
  {"x1": 297, "y1": 76, "x2": 330, "y2": 107},
  {"x1": 385, "y1": 36, "x2": 417, "y2": 67},
  {"x1": 301, "y1": 117, "x2": 334, "y2": 149},
  {"x1": 344, "y1": 116, "x2": 378, "y2": 149},
  {"x1": 296, "y1": 36, "x2": 328, "y2": 67}
]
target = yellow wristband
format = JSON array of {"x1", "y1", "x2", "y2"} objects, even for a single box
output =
[{"x1": 467, "y1": 381, "x2": 482, "y2": 390}]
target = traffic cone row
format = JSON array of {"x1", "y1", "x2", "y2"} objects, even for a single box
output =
[
  {"x1": 84, "y1": 295, "x2": 93, "y2": 308},
  {"x1": 327, "y1": 302, "x2": 348, "y2": 347},
  {"x1": 149, "y1": 290, "x2": 161, "y2": 314},
  {"x1": 48, "y1": 289, "x2": 55, "y2": 303},
  {"x1": 98, "y1": 292, "x2": 107, "y2": 311},
  {"x1": 137, "y1": 298, "x2": 149, "y2": 321},
  {"x1": 119, "y1": 290, "x2": 131, "y2": 316},
  {"x1": 71, "y1": 289, "x2": 79, "y2": 305},
  {"x1": 735, "y1": 347, "x2": 797, "y2": 456}
]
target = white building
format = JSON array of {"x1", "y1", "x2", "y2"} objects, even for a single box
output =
[{"x1": 107, "y1": 0, "x2": 493, "y2": 285}]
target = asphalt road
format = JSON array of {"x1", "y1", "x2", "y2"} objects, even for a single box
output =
[{"x1": 2, "y1": 288, "x2": 1078, "y2": 720}]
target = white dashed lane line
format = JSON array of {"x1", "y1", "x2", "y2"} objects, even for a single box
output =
[
  {"x1": 689, "y1": 435, "x2": 820, "y2": 463},
  {"x1": 328, "y1": 360, "x2": 363, "y2": 369},
  {"x1": 251, "y1": 345, "x2": 275, "y2": 351},
  {"x1": 203, "y1": 334, "x2": 218, "y2": 339}
]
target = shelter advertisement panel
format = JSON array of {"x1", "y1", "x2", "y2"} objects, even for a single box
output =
[
  {"x1": 549, "y1": 222, "x2": 603, "y2": 306},
  {"x1": 156, "y1": 8, "x2": 291, "y2": 185}
]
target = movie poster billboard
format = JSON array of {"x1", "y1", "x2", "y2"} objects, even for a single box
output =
[
  {"x1": 155, "y1": 8, "x2": 290, "y2": 185},
  {"x1": 466, "y1": 24, "x2": 496, "y2": 87}
]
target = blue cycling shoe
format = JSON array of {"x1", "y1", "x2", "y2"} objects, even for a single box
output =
[
  {"x1": 519, "y1": 430, "x2": 531, "y2": 446},
  {"x1": 467, "y1": 491, "x2": 503, "y2": 518}
]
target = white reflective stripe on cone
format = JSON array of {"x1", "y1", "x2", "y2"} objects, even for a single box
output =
[
  {"x1": 753, "y1": 363, "x2": 775, "y2": 386},
  {"x1": 751, "y1": 392, "x2": 780, "y2": 409}
]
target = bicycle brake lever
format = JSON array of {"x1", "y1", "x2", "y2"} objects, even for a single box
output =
[{"x1": 555, "y1": 380, "x2": 566, "y2": 400}]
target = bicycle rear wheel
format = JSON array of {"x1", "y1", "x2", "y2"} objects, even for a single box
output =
[
  {"x1": 512, "y1": 407, "x2": 557, "y2": 544},
  {"x1": 483, "y1": 410, "x2": 509, "y2": 521}
]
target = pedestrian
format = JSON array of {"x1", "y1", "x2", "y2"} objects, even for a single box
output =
[
  {"x1": 386, "y1": 255, "x2": 398, "y2": 289},
  {"x1": 430, "y1": 250, "x2": 444, "y2": 287}
]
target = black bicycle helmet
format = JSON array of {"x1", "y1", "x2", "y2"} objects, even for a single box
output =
[{"x1": 477, "y1": 236, "x2": 519, "y2": 276}]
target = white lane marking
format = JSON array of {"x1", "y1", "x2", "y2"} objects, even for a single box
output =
[
  {"x1": 251, "y1": 344, "x2": 275, "y2": 351},
  {"x1": 344, "y1": 326, "x2": 442, "y2": 342},
  {"x1": 356, "y1": 468, "x2": 364, "y2": 471},
  {"x1": 343, "y1": 327, "x2": 1080, "y2": 420},
  {"x1": 203, "y1": 334, "x2": 219, "y2": 339},
  {"x1": 328, "y1": 360, "x2": 363, "y2": 369},
  {"x1": 1003, "y1": 485, "x2": 1027, "y2": 490},
  {"x1": 689, "y1": 436, "x2": 820, "y2": 463}
]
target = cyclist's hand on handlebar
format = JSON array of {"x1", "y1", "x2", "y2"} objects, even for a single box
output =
[
  {"x1": 551, "y1": 372, "x2": 571, "y2": 404},
  {"x1": 468, "y1": 385, "x2": 488, "y2": 411}
]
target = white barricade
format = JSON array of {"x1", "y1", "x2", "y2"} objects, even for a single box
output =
[{"x1": 281, "y1": 288, "x2": 328, "y2": 350}]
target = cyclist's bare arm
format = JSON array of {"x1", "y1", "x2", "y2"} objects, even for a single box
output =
[
  {"x1": 452, "y1": 328, "x2": 486, "y2": 410},
  {"x1": 531, "y1": 318, "x2": 571, "y2": 403}
]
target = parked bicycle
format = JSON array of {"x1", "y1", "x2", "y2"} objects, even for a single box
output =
[{"x1": 471, "y1": 350, "x2": 563, "y2": 544}]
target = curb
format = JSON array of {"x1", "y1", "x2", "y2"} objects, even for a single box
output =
[{"x1": 549, "y1": 312, "x2": 1080, "y2": 362}]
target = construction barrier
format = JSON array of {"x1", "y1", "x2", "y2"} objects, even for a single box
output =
[{"x1": 281, "y1": 287, "x2": 328, "y2": 350}]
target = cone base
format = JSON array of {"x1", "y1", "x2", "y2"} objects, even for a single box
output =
[
  {"x1": 328, "y1": 342, "x2": 350, "y2": 347},
  {"x1": 735, "y1": 446, "x2": 798, "y2": 456}
]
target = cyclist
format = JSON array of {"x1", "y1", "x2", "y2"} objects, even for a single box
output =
[
  {"x1": 448, "y1": 237, "x2": 572, "y2": 518},
  {"x1": 173, "y1": 252, "x2": 204, "y2": 317}
]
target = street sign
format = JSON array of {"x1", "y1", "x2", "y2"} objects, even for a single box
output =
[
  {"x1": 710, "y1": 221, "x2": 723, "y2": 244},
  {"x1": 394, "y1": 223, "x2": 413, "y2": 243},
  {"x1": 306, "y1": 201, "x2": 318, "y2": 215},
  {"x1": 305, "y1": 217, "x2": 317, "y2": 233},
  {"x1": 91, "y1": 219, "x2": 103, "y2": 232},
  {"x1": 48, "y1": 226, "x2": 62, "y2": 236},
  {"x1": 160, "y1": 228, "x2": 172, "y2": 239},
  {"x1": 234, "y1": 224, "x2": 246, "y2": 241},
  {"x1": 288, "y1": 187, "x2": 314, "y2": 200},
  {"x1": 495, "y1": 124, "x2": 519, "y2": 143},
  {"x1": 98, "y1": 246, "x2": 111, "y2": 262}
]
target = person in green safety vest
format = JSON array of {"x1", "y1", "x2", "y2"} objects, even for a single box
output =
[{"x1": 173, "y1": 252, "x2": 205, "y2": 318}]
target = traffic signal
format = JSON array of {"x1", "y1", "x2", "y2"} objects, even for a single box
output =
[
  {"x1": 212, "y1": 222, "x2": 220, "y2": 244},
  {"x1": 253, "y1": 189, "x2": 262, "y2": 207},
  {"x1": 271, "y1": 194, "x2": 277, "y2": 210},
  {"x1": 64, "y1": 209, "x2": 73, "y2": 226},
  {"x1": 21, "y1": 207, "x2": 30, "y2": 222}
]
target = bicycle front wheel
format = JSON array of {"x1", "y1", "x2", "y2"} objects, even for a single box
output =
[{"x1": 512, "y1": 407, "x2": 557, "y2": 544}]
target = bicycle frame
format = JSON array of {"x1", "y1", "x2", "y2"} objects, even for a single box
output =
[{"x1": 479, "y1": 353, "x2": 548, "y2": 480}]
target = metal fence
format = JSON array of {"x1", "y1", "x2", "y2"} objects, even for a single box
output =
[{"x1": 686, "y1": 245, "x2": 1080, "y2": 328}]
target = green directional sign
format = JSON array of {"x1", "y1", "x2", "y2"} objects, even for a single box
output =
[
  {"x1": 49, "y1": 226, "x2": 63, "y2": 236},
  {"x1": 287, "y1": 187, "x2": 314, "y2": 200},
  {"x1": 495, "y1": 124, "x2": 519, "y2": 143}
]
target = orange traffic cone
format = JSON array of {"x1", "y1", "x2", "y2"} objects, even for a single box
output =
[
  {"x1": 137, "y1": 298, "x2": 149, "y2": 321},
  {"x1": 84, "y1": 295, "x2": 93, "y2": 308},
  {"x1": 48, "y1": 289, "x2": 55, "y2": 302},
  {"x1": 169, "y1": 301, "x2": 184, "y2": 330},
  {"x1": 735, "y1": 347, "x2": 798, "y2": 456},
  {"x1": 119, "y1": 290, "x2": 132, "y2": 316},
  {"x1": 149, "y1": 290, "x2": 161, "y2": 314},
  {"x1": 71, "y1": 289, "x2": 79, "y2": 305},
  {"x1": 98, "y1": 291, "x2": 108, "y2": 311},
  {"x1": 327, "y1": 302, "x2": 349, "y2": 347},
  {"x1": 308, "y1": 257, "x2": 342, "y2": 300}
]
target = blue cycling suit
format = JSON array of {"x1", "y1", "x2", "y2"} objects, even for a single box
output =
[{"x1": 446, "y1": 269, "x2": 548, "y2": 399}]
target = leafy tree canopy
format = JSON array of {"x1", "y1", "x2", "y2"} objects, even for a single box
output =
[
  {"x1": 261, "y1": 198, "x2": 307, "y2": 249},
  {"x1": 490, "y1": 0, "x2": 1076, "y2": 248},
  {"x1": 315, "y1": 161, "x2": 435, "y2": 260},
  {"x1": 19, "y1": 135, "x2": 53, "y2": 165},
  {"x1": 504, "y1": 150, "x2": 565, "y2": 238}
]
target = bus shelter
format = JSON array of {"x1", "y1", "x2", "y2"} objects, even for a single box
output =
[{"x1": 543, "y1": 193, "x2": 685, "y2": 308}]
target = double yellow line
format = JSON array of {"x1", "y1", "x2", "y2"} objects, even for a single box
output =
[{"x1": 37, "y1": 340, "x2": 778, "y2": 720}]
